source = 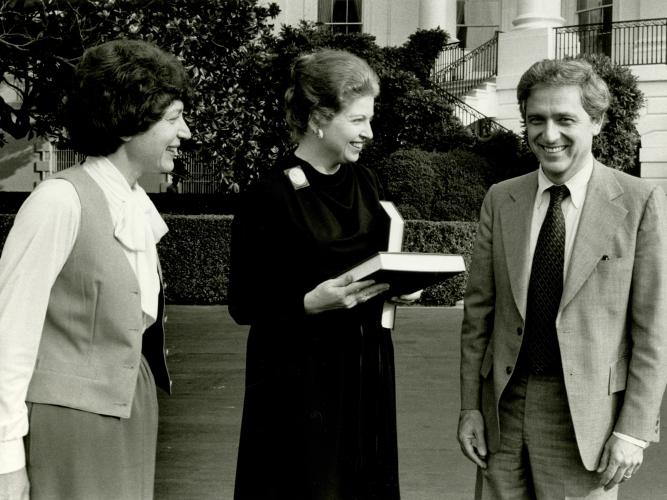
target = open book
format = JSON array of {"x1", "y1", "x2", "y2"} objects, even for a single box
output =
[
  {"x1": 336, "y1": 252, "x2": 466, "y2": 297},
  {"x1": 379, "y1": 201, "x2": 404, "y2": 328}
]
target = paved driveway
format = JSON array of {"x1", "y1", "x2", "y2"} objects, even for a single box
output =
[{"x1": 155, "y1": 305, "x2": 667, "y2": 499}]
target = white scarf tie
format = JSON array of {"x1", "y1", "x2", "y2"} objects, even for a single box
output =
[{"x1": 84, "y1": 157, "x2": 168, "y2": 324}]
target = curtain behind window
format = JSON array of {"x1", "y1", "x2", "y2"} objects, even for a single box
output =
[
  {"x1": 319, "y1": 0, "x2": 332, "y2": 23},
  {"x1": 352, "y1": 0, "x2": 362, "y2": 21},
  {"x1": 319, "y1": 0, "x2": 362, "y2": 32}
]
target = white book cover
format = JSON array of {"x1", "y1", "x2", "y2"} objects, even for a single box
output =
[
  {"x1": 379, "y1": 201, "x2": 404, "y2": 328},
  {"x1": 379, "y1": 200, "x2": 404, "y2": 253}
]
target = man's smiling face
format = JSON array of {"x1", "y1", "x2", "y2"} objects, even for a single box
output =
[{"x1": 525, "y1": 84, "x2": 603, "y2": 184}]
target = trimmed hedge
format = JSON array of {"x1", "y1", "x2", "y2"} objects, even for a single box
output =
[
  {"x1": 0, "y1": 214, "x2": 477, "y2": 306},
  {"x1": 376, "y1": 148, "x2": 489, "y2": 221},
  {"x1": 159, "y1": 215, "x2": 234, "y2": 304},
  {"x1": 403, "y1": 219, "x2": 477, "y2": 305}
]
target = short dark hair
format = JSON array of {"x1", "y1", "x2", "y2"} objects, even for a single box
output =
[
  {"x1": 284, "y1": 49, "x2": 380, "y2": 140},
  {"x1": 66, "y1": 39, "x2": 192, "y2": 156},
  {"x1": 517, "y1": 58, "x2": 610, "y2": 122}
]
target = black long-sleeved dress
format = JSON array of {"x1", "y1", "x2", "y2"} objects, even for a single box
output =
[{"x1": 229, "y1": 154, "x2": 400, "y2": 500}]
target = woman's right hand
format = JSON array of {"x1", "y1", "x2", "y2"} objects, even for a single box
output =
[
  {"x1": 0, "y1": 467, "x2": 30, "y2": 500},
  {"x1": 304, "y1": 274, "x2": 390, "y2": 315}
]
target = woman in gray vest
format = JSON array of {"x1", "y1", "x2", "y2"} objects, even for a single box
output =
[{"x1": 0, "y1": 39, "x2": 191, "y2": 499}]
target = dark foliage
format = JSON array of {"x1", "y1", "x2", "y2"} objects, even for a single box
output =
[
  {"x1": 580, "y1": 54, "x2": 645, "y2": 175},
  {"x1": 376, "y1": 148, "x2": 490, "y2": 222},
  {"x1": 474, "y1": 129, "x2": 538, "y2": 185}
]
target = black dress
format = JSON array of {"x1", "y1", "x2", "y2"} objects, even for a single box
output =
[{"x1": 229, "y1": 155, "x2": 400, "y2": 500}]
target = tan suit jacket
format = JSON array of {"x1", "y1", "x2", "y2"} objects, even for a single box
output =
[{"x1": 460, "y1": 161, "x2": 667, "y2": 470}]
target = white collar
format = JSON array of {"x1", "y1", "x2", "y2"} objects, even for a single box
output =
[{"x1": 536, "y1": 157, "x2": 594, "y2": 210}]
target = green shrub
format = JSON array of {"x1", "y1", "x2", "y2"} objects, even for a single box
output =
[
  {"x1": 0, "y1": 214, "x2": 477, "y2": 306},
  {"x1": 473, "y1": 129, "x2": 537, "y2": 185},
  {"x1": 391, "y1": 88, "x2": 475, "y2": 153},
  {"x1": 430, "y1": 149, "x2": 489, "y2": 221},
  {"x1": 395, "y1": 28, "x2": 450, "y2": 86},
  {"x1": 375, "y1": 149, "x2": 439, "y2": 219},
  {"x1": 376, "y1": 148, "x2": 489, "y2": 222},
  {"x1": 403, "y1": 220, "x2": 477, "y2": 305},
  {"x1": 158, "y1": 215, "x2": 234, "y2": 304},
  {"x1": 580, "y1": 54, "x2": 645, "y2": 175},
  {"x1": 0, "y1": 193, "x2": 29, "y2": 214},
  {"x1": 149, "y1": 193, "x2": 238, "y2": 215},
  {"x1": 0, "y1": 214, "x2": 14, "y2": 250}
]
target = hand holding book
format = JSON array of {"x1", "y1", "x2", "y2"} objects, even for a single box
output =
[
  {"x1": 303, "y1": 273, "x2": 391, "y2": 315},
  {"x1": 388, "y1": 289, "x2": 423, "y2": 305},
  {"x1": 334, "y1": 252, "x2": 466, "y2": 297}
]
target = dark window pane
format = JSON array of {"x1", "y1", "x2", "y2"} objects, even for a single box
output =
[
  {"x1": 324, "y1": 0, "x2": 362, "y2": 33},
  {"x1": 348, "y1": 1, "x2": 359, "y2": 22},
  {"x1": 332, "y1": 0, "x2": 347, "y2": 22}
]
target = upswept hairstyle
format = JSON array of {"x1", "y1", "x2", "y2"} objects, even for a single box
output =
[
  {"x1": 66, "y1": 39, "x2": 192, "y2": 156},
  {"x1": 517, "y1": 58, "x2": 610, "y2": 122},
  {"x1": 284, "y1": 49, "x2": 380, "y2": 140}
]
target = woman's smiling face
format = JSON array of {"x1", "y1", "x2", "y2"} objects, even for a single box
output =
[
  {"x1": 317, "y1": 94, "x2": 375, "y2": 168},
  {"x1": 125, "y1": 100, "x2": 192, "y2": 175}
]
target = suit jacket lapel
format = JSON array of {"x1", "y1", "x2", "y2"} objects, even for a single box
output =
[
  {"x1": 501, "y1": 173, "x2": 537, "y2": 320},
  {"x1": 561, "y1": 162, "x2": 627, "y2": 309}
]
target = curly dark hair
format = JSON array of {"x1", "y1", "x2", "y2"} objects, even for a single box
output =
[{"x1": 66, "y1": 39, "x2": 192, "y2": 156}]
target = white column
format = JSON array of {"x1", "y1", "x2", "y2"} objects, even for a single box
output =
[
  {"x1": 495, "y1": 0, "x2": 565, "y2": 132},
  {"x1": 512, "y1": 0, "x2": 564, "y2": 30},
  {"x1": 419, "y1": 0, "x2": 458, "y2": 42}
]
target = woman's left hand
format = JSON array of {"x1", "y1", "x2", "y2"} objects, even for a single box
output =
[{"x1": 388, "y1": 290, "x2": 422, "y2": 305}]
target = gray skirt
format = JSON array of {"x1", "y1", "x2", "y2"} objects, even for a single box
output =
[{"x1": 25, "y1": 356, "x2": 159, "y2": 500}]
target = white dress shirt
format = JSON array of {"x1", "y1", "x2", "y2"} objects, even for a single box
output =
[{"x1": 0, "y1": 158, "x2": 168, "y2": 474}]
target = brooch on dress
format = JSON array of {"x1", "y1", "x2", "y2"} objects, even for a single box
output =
[{"x1": 283, "y1": 166, "x2": 310, "y2": 190}]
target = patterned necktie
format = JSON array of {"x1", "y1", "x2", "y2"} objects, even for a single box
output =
[{"x1": 522, "y1": 184, "x2": 570, "y2": 375}]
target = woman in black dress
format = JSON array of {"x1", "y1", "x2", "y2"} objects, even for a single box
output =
[{"x1": 230, "y1": 49, "x2": 413, "y2": 500}]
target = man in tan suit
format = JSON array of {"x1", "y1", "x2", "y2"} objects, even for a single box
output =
[{"x1": 458, "y1": 58, "x2": 667, "y2": 499}]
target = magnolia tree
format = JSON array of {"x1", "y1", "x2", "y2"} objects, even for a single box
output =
[
  {"x1": 0, "y1": 0, "x2": 280, "y2": 191},
  {"x1": 1, "y1": 1, "x2": 459, "y2": 192}
]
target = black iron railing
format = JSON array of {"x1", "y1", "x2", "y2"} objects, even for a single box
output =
[
  {"x1": 172, "y1": 152, "x2": 226, "y2": 194},
  {"x1": 54, "y1": 149, "x2": 85, "y2": 172},
  {"x1": 432, "y1": 42, "x2": 465, "y2": 76},
  {"x1": 53, "y1": 150, "x2": 225, "y2": 193},
  {"x1": 555, "y1": 18, "x2": 667, "y2": 65},
  {"x1": 432, "y1": 85, "x2": 512, "y2": 138},
  {"x1": 431, "y1": 31, "x2": 499, "y2": 98}
]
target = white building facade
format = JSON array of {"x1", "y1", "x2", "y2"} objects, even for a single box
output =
[
  {"x1": 1, "y1": 0, "x2": 665, "y2": 191},
  {"x1": 270, "y1": 0, "x2": 667, "y2": 189}
]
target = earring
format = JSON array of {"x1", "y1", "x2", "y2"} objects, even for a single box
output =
[{"x1": 316, "y1": 128, "x2": 324, "y2": 140}]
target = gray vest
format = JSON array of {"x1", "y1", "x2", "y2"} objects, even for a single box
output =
[{"x1": 26, "y1": 166, "x2": 170, "y2": 418}]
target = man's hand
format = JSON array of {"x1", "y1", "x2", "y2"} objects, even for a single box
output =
[
  {"x1": 0, "y1": 467, "x2": 30, "y2": 500},
  {"x1": 597, "y1": 434, "x2": 644, "y2": 490},
  {"x1": 388, "y1": 290, "x2": 422, "y2": 305},
  {"x1": 457, "y1": 409, "x2": 488, "y2": 469}
]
